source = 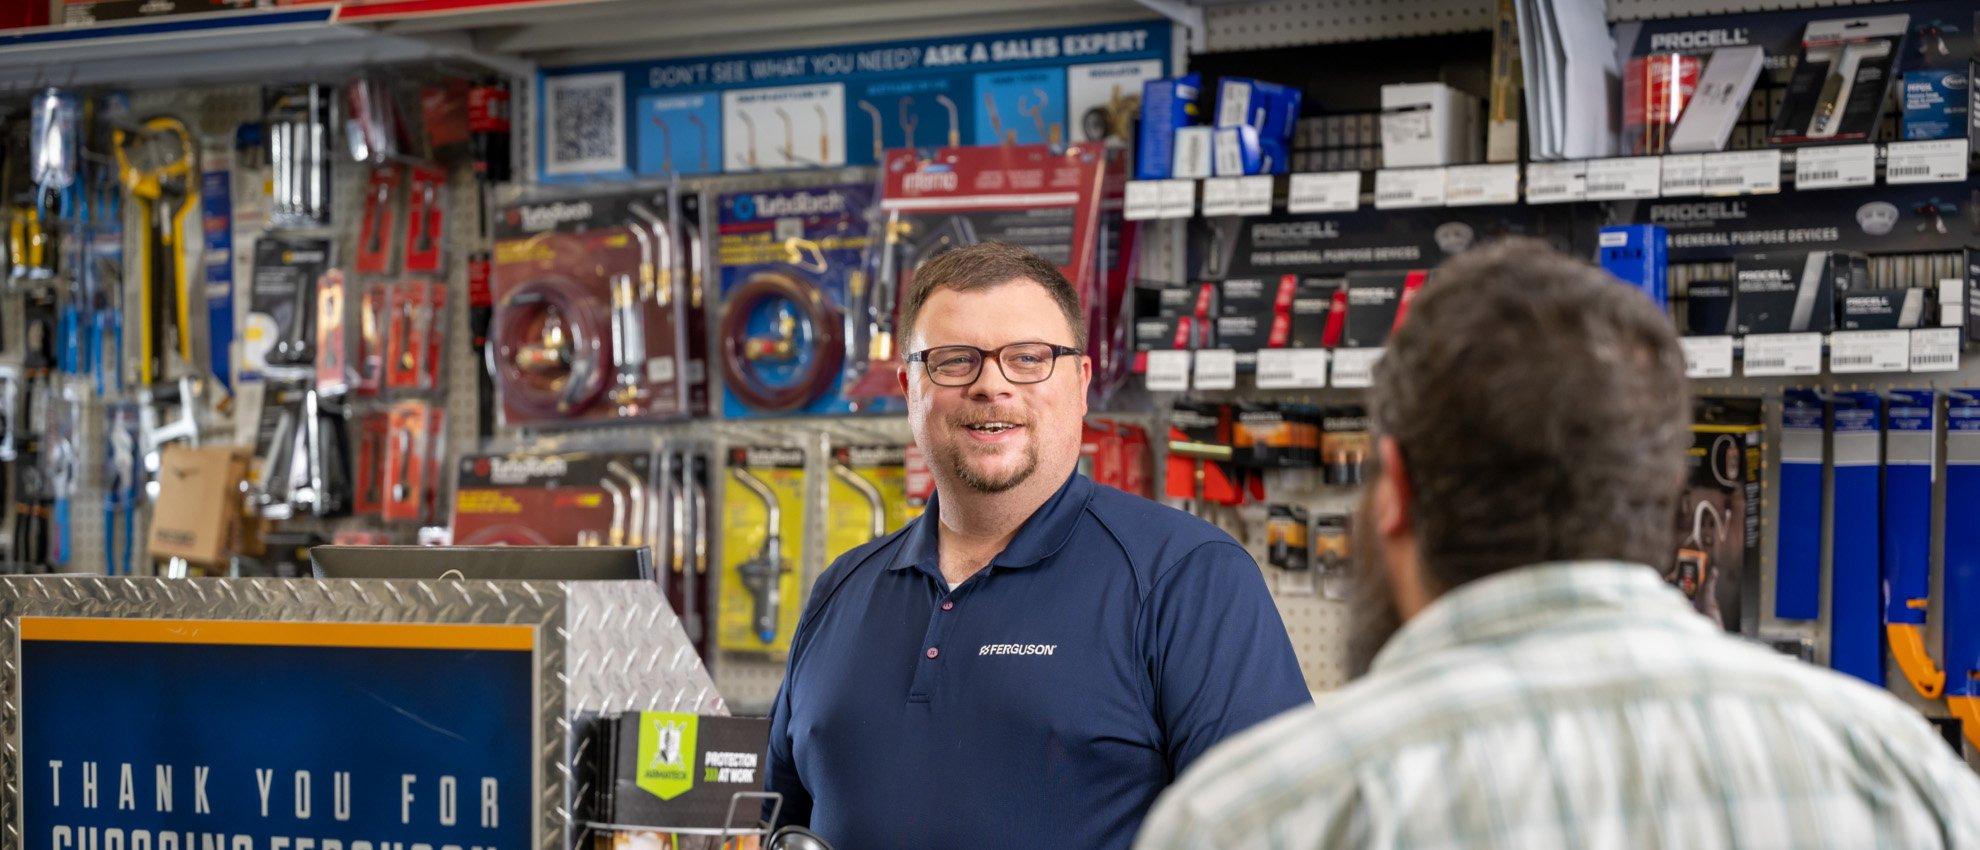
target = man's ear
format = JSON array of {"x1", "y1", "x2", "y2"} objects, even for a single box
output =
[
  {"x1": 1376, "y1": 436, "x2": 1412, "y2": 539},
  {"x1": 897, "y1": 361, "x2": 910, "y2": 396}
]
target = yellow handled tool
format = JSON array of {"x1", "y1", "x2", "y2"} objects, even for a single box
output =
[{"x1": 114, "y1": 116, "x2": 195, "y2": 386}]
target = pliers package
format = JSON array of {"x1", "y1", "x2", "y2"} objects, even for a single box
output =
[{"x1": 492, "y1": 186, "x2": 692, "y2": 427}]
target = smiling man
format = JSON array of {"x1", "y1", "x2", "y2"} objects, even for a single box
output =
[{"x1": 765, "y1": 242, "x2": 1310, "y2": 849}]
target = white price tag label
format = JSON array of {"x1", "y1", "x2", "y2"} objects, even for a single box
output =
[
  {"x1": 1885, "y1": 139, "x2": 1969, "y2": 184},
  {"x1": 1444, "y1": 163, "x2": 1521, "y2": 206},
  {"x1": 1145, "y1": 350, "x2": 1192, "y2": 390},
  {"x1": 1681, "y1": 335, "x2": 1734, "y2": 378},
  {"x1": 1193, "y1": 349, "x2": 1237, "y2": 390},
  {"x1": 1742, "y1": 333, "x2": 1822, "y2": 376},
  {"x1": 1660, "y1": 154, "x2": 1704, "y2": 196},
  {"x1": 1700, "y1": 149, "x2": 1781, "y2": 196},
  {"x1": 1254, "y1": 348, "x2": 1329, "y2": 389},
  {"x1": 1829, "y1": 330, "x2": 1910, "y2": 373},
  {"x1": 1157, "y1": 180, "x2": 1196, "y2": 219},
  {"x1": 1793, "y1": 144, "x2": 1877, "y2": 190},
  {"x1": 1234, "y1": 176, "x2": 1275, "y2": 216},
  {"x1": 1123, "y1": 181, "x2": 1162, "y2": 221},
  {"x1": 1200, "y1": 178, "x2": 1241, "y2": 217},
  {"x1": 1330, "y1": 348, "x2": 1383, "y2": 388},
  {"x1": 1910, "y1": 327, "x2": 1961, "y2": 373},
  {"x1": 1525, "y1": 161, "x2": 1586, "y2": 204},
  {"x1": 1583, "y1": 157, "x2": 1662, "y2": 200},
  {"x1": 1374, "y1": 167, "x2": 1447, "y2": 209},
  {"x1": 1286, "y1": 172, "x2": 1360, "y2": 213}
]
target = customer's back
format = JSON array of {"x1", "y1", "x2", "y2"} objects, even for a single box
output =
[{"x1": 1135, "y1": 238, "x2": 1980, "y2": 849}]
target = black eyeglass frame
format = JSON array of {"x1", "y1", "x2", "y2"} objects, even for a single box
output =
[{"x1": 904, "y1": 342, "x2": 1084, "y2": 386}]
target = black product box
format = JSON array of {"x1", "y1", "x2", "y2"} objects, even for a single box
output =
[
  {"x1": 1219, "y1": 277, "x2": 1270, "y2": 317},
  {"x1": 1234, "y1": 403, "x2": 1301, "y2": 468},
  {"x1": 597, "y1": 712, "x2": 771, "y2": 830},
  {"x1": 58, "y1": 0, "x2": 255, "y2": 25},
  {"x1": 1838, "y1": 289, "x2": 1930, "y2": 329},
  {"x1": 1669, "y1": 398, "x2": 1763, "y2": 635},
  {"x1": 1266, "y1": 504, "x2": 1310, "y2": 570},
  {"x1": 1687, "y1": 279, "x2": 1738, "y2": 336},
  {"x1": 1135, "y1": 284, "x2": 1205, "y2": 351},
  {"x1": 1341, "y1": 270, "x2": 1425, "y2": 348},
  {"x1": 1291, "y1": 277, "x2": 1343, "y2": 348},
  {"x1": 1215, "y1": 315, "x2": 1265, "y2": 358},
  {"x1": 1733, "y1": 251, "x2": 1846, "y2": 334},
  {"x1": 1768, "y1": 14, "x2": 1910, "y2": 145},
  {"x1": 1320, "y1": 406, "x2": 1370, "y2": 486}
]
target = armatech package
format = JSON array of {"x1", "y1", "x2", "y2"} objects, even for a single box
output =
[
  {"x1": 826, "y1": 444, "x2": 915, "y2": 563},
  {"x1": 1670, "y1": 398, "x2": 1762, "y2": 634},
  {"x1": 492, "y1": 187, "x2": 691, "y2": 427},
  {"x1": 720, "y1": 445, "x2": 807, "y2": 655},
  {"x1": 594, "y1": 712, "x2": 770, "y2": 830},
  {"x1": 1733, "y1": 251, "x2": 1847, "y2": 334},
  {"x1": 716, "y1": 183, "x2": 892, "y2": 418},
  {"x1": 1769, "y1": 14, "x2": 1911, "y2": 145}
]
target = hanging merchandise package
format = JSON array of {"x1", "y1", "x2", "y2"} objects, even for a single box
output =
[
  {"x1": 1774, "y1": 388, "x2": 1823, "y2": 621},
  {"x1": 492, "y1": 187, "x2": 691, "y2": 427},
  {"x1": 720, "y1": 446, "x2": 807, "y2": 655},
  {"x1": 850, "y1": 144, "x2": 1109, "y2": 400},
  {"x1": 1884, "y1": 389, "x2": 1942, "y2": 699},
  {"x1": 826, "y1": 444, "x2": 915, "y2": 562},
  {"x1": 715, "y1": 183, "x2": 895, "y2": 417},
  {"x1": 1769, "y1": 14, "x2": 1910, "y2": 146},
  {"x1": 452, "y1": 448, "x2": 659, "y2": 550},
  {"x1": 243, "y1": 236, "x2": 333, "y2": 376},
  {"x1": 1944, "y1": 391, "x2": 1980, "y2": 752},
  {"x1": 1669, "y1": 398, "x2": 1762, "y2": 635},
  {"x1": 1829, "y1": 391, "x2": 1884, "y2": 685}
]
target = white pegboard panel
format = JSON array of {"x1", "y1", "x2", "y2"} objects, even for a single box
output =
[
  {"x1": 1605, "y1": 0, "x2": 1882, "y2": 21},
  {"x1": 1201, "y1": 0, "x2": 1496, "y2": 52}
]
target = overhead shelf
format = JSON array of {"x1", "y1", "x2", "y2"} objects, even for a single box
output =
[{"x1": 0, "y1": 6, "x2": 530, "y2": 89}]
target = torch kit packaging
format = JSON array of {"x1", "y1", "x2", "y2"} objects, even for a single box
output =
[{"x1": 720, "y1": 445, "x2": 809, "y2": 655}]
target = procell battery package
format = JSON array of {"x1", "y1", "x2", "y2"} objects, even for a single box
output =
[
  {"x1": 858, "y1": 144, "x2": 1108, "y2": 399},
  {"x1": 1769, "y1": 15, "x2": 1910, "y2": 145},
  {"x1": 492, "y1": 186, "x2": 691, "y2": 426}
]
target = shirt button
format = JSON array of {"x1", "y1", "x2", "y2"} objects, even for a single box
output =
[
  {"x1": 941, "y1": 600, "x2": 955, "y2": 611},
  {"x1": 925, "y1": 647, "x2": 940, "y2": 659}
]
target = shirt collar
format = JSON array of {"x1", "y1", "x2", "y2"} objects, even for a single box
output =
[
  {"x1": 1370, "y1": 561, "x2": 1716, "y2": 673},
  {"x1": 890, "y1": 471, "x2": 1096, "y2": 575}
]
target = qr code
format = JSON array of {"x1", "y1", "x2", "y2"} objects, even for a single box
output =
[{"x1": 546, "y1": 72, "x2": 625, "y2": 175}]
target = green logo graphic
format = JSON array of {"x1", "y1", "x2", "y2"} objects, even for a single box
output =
[{"x1": 636, "y1": 711, "x2": 699, "y2": 801}]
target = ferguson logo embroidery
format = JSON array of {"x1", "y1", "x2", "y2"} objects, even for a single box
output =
[{"x1": 979, "y1": 644, "x2": 1057, "y2": 656}]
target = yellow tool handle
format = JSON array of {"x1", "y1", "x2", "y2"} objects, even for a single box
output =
[
  {"x1": 170, "y1": 198, "x2": 197, "y2": 361},
  {"x1": 1886, "y1": 623, "x2": 1946, "y2": 700},
  {"x1": 137, "y1": 203, "x2": 156, "y2": 386}
]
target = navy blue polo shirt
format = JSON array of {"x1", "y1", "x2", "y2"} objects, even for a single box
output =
[{"x1": 765, "y1": 471, "x2": 1311, "y2": 849}]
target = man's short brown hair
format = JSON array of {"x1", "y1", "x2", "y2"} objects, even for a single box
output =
[
  {"x1": 900, "y1": 242, "x2": 1087, "y2": 349},
  {"x1": 1370, "y1": 237, "x2": 1691, "y2": 592}
]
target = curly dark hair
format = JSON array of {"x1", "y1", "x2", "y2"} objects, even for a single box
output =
[{"x1": 1368, "y1": 237, "x2": 1692, "y2": 591}]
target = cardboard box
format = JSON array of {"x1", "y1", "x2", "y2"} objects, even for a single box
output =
[
  {"x1": 1380, "y1": 83, "x2": 1480, "y2": 168},
  {"x1": 147, "y1": 445, "x2": 251, "y2": 567}
]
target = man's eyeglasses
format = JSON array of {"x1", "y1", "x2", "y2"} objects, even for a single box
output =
[{"x1": 905, "y1": 342, "x2": 1082, "y2": 387}]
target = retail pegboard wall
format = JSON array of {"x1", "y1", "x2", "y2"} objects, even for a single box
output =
[
  {"x1": 1605, "y1": 0, "x2": 1873, "y2": 21},
  {"x1": 1200, "y1": 0, "x2": 1496, "y2": 53}
]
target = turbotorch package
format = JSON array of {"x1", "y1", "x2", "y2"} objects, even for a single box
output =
[
  {"x1": 720, "y1": 445, "x2": 808, "y2": 655},
  {"x1": 492, "y1": 187, "x2": 691, "y2": 426},
  {"x1": 826, "y1": 444, "x2": 915, "y2": 563},
  {"x1": 716, "y1": 183, "x2": 888, "y2": 418},
  {"x1": 451, "y1": 447, "x2": 658, "y2": 549}
]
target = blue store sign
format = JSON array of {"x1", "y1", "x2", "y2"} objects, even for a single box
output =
[
  {"x1": 18, "y1": 618, "x2": 537, "y2": 850},
  {"x1": 538, "y1": 20, "x2": 1170, "y2": 180}
]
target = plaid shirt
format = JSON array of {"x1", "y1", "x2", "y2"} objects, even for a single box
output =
[{"x1": 1137, "y1": 561, "x2": 1980, "y2": 850}]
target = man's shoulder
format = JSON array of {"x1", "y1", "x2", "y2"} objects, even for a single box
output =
[
  {"x1": 1079, "y1": 484, "x2": 1244, "y2": 575},
  {"x1": 807, "y1": 524, "x2": 913, "y2": 609}
]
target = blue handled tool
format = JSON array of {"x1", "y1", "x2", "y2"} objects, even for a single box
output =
[{"x1": 1883, "y1": 390, "x2": 1942, "y2": 699}]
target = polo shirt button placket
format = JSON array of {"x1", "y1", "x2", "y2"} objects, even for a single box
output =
[
  {"x1": 941, "y1": 600, "x2": 954, "y2": 611},
  {"x1": 926, "y1": 647, "x2": 940, "y2": 658}
]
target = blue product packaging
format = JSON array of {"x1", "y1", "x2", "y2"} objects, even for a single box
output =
[
  {"x1": 1136, "y1": 74, "x2": 1201, "y2": 180},
  {"x1": 1775, "y1": 389, "x2": 1824, "y2": 621},
  {"x1": 1945, "y1": 390, "x2": 1980, "y2": 752},
  {"x1": 1830, "y1": 391, "x2": 1884, "y2": 687},
  {"x1": 1883, "y1": 389, "x2": 1943, "y2": 699},
  {"x1": 1215, "y1": 77, "x2": 1304, "y2": 149},
  {"x1": 1212, "y1": 125, "x2": 1265, "y2": 176},
  {"x1": 1597, "y1": 224, "x2": 1669, "y2": 308},
  {"x1": 715, "y1": 183, "x2": 902, "y2": 418},
  {"x1": 1902, "y1": 69, "x2": 1969, "y2": 141}
]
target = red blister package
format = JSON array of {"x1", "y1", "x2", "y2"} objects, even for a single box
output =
[
  {"x1": 357, "y1": 164, "x2": 401, "y2": 274},
  {"x1": 384, "y1": 279, "x2": 445, "y2": 390},
  {"x1": 352, "y1": 411, "x2": 388, "y2": 517},
  {"x1": 404, "y1": 165, "x2": 446, "y2": 273},
  {"x1": 315, "y1": 269, "x2": 349, "y2": 394},
  {"x1": 382, "y1": 400, "x2": 440, "y2": 523},
  {"x1": 356, "y1": 283, "x2": 387, "y2": 395}
]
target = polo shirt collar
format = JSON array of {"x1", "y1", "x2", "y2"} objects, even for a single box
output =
[{"x1": 890, "y1": 471, "x2": 1096, "y2": 575}]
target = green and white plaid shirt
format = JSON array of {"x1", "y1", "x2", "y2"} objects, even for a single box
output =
[{"x1": 1136, "y1": 561, "x2": 1980, "y2": 850}]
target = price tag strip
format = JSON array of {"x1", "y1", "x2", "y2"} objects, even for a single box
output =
[
  {"x1": 1742, "y1": 333, "x2": 1822, "y2": 376},
  {"x1": 1660, "y1": 154, "x2": 1703, "y2": 197},
  {"x1": 1829, "y1": 329, "x2": 1909, "y2": 374},
  {"x1": 1287, "y1": 172, "x2": 1360, "y2": 213},
  {"x1": 1699, "y1": 149, "x2": 1782, "y2": 196},
  {"x1": 1331, "y1": 348, "x2": 1383, "y2": 388},
  {"x1": 1910, "y1": 327, "x2": 1961, "y2": 373},
  {"x1": 1123, "y1": 181, "x2": 1162, "y2": 221},
  {"x1": 1681, "y1": 335, "x2": 1734, "y2": 379},
  {"x1": 1444, "y1": 164, "x2": 1521, "y2": 206},
  {"x1": 1793, "y1": 144, "x2": 1877, "y2": 190},
  {"x1": 1374, "y1": 167, "x2": 1447, "y2": 209},
  {"x1": 1193, "y1": 349, "x2": 1237, "y2": 390},
  {"x1": 1885, "y1": 139, "x2": 1969, "y2": 185},
  {"x1": 1255, "y1": 348, "x2": 1329, "y2": 389},
  {"x1": 1144, "y1": 350, "x2": 1191, "y2": 391},
  {"x1": 1583, "y1": 157, "x2": 1662, "y2": 200},
  {"x1": 1525, "y1": 161, "x2": 1586, "y2": 204},
  {"x1": 1157, "y1": 180, "x2": 1196, "y2": 219},
  {"x1": 1200, "y1": 178, "x2": 1241, "y2": 217}
]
